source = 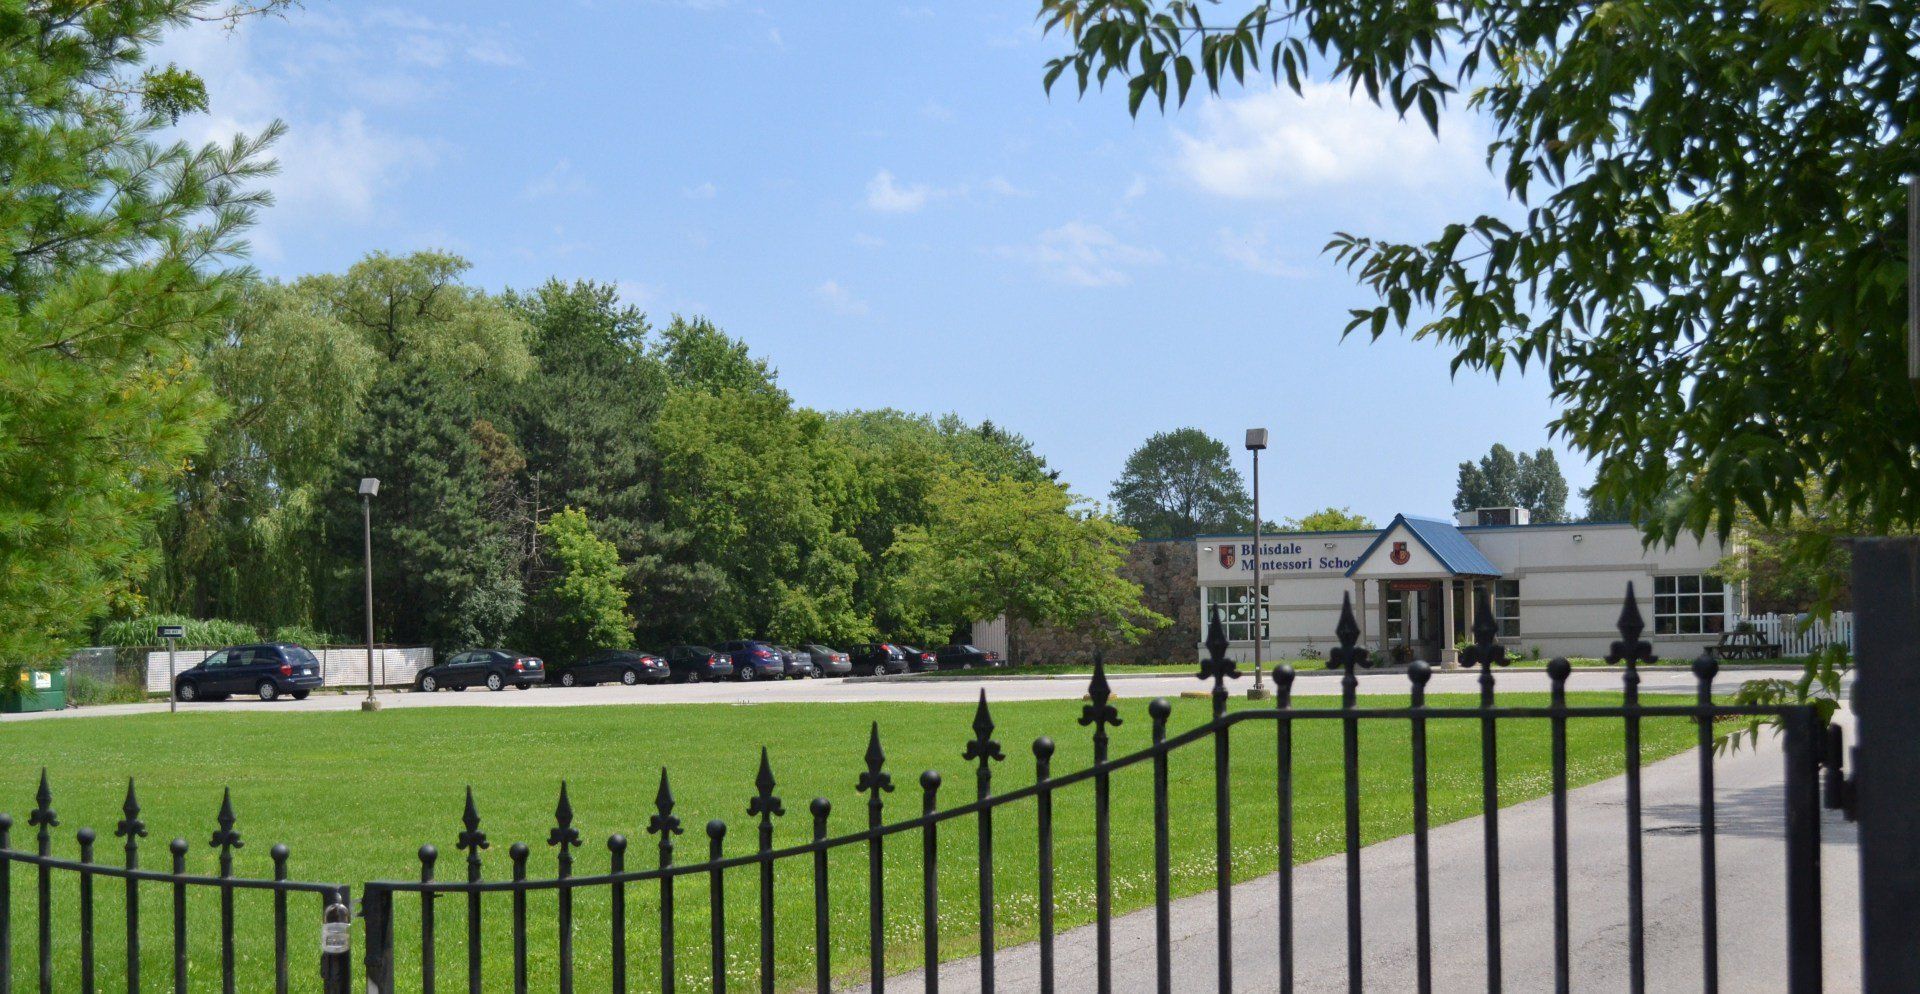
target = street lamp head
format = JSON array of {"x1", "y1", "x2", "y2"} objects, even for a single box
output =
[
  {"x1": 1244, "y1": 428, "x2": 1269, "y2": 451},
  {"x1": 358, "y1": 478, "x2": 380, "y2": 497}
]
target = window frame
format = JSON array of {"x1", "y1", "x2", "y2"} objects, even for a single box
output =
[
  {"x1": 1652, "y1": 573, "x2": 1728, "y2": 635},
  {"x1": 1202, "y1": 584, "x2": 1269, "y2": 642}
]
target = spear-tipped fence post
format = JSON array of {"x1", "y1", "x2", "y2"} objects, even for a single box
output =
[
  {"x1": 647, "y1": 769, "x2": 683, "y2": 994},
  {"x1": 456, "y1": 787, "x2": 488, "y2": 994},
  {"x1": 549, "y1": 782, "x2": 580, "y2": 993},
  {"x1": 965, "y1": 691, "x2": 1005, "y2": 993},
  {"x1": 856, "y1": 723, "x2": 894, "y2": 992},
  {"x1": 749, "y1": 748, "x2": 785, "y2": 994},
  {"x1": 1463, "y1": 585, "x2": 1511, "y2": 992},
  {"x1": 1330, "y1": 593, "x2": 1370, "y2": 987},
  {"x1": 115, "y1": 779, "x2": 145, "y2": 992},
  {"x1": 1198, "y1": 605, "x2": 1239, "y2": 992},
  {"x1": 1606, "y1": 583, "x2": 1656, "y2": 994}
]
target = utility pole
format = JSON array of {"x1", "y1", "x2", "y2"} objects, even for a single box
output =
[{"x1": 359, "y1": 478, "x2": 381, "y2": 712}]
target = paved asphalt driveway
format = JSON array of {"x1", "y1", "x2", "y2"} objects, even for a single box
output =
[
  {"x1": 8, "y1": 666, "x2": 1811, "y2": 721},
  {"x1": 856, "y1": 711, "x2": 1860, "y2": 993}
]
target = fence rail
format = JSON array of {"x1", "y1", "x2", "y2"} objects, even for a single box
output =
[{"x1": 4, "y1": 584, "x2": 1850, "y2": 993}]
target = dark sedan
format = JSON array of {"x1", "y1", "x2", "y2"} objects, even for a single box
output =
[
  {"x1": 415, "y1": 650, "x2": 544, "y2": 692},
  {"x1": 664, "y1": 645, "x2": 733, "y2": 683},
  {"x1": 896, "y1": 645, "x2": 939, "y2": 673},
  {"x1": 775, "y1": 645, "x2": 815, "y2": 679},
  {"x1": 933, "y1": 644, "x2": 1001, "y2": 669},
  {"x1": 801, "y1": 643, "x2": 852, "y2": 676},
  {"x1": 846, "y1": 643, "x2": 908, "y2": 676},
  {"x1": 716, "y1": 640, "x2": 786, "y2": 681},
  {"x1": 548, "y1": 649, "x2": 669, "y2": 687},
  {"x1": 174, "y1": 643, "x2": 323, "y2": 703}
]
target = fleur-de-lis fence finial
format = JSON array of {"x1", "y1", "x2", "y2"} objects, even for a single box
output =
[
  {"x1": 1606, "y1": 582, "x2": 1658, "y2": 677},
  {"x1": 964, "y1": 690, "x2": 1006, "y2": 775},
  {"x1": 115, "y1": 778, "x2": 146, "y2": 843},
  {"x1": 1199, "y1": 605, "x2": 1241, "y2": 711},
  {"x1": 30, "y1": 769, "x2": 58, "y2": 846},
  {"x1": 1329, "y1": 592, "x2": 1370, "y2": 705},
  {"x1": 648, "y1": 767, "x2": 683, "y2": 841},
  {"x1": 857, "y1": 722, "x2": 894, "y2": 798},
  {"x1": 208, "y1": 788, "x2": 242, "y2": 853},
  {"x1": 749, "y1": 747, "x2": 785, "y2": 824},
  {"x1": 1460, "y1": 587, "x2": 1509, "y2": 671},
  {"x1": 457, "y1": 786, "x2": 489, "y2": 866},
  {"x1": 548, "y1": 781, "x2": 581, "y2": 857},
  {"x1": 1080, "y1": 654, "x2": 1123, "y2": 735}
]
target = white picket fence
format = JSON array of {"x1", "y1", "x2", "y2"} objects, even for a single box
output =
[
  {"x1": 142, "y1": 647, "x2": 434, "y2": 695},
  {"x1": 1734, "y1": 612, "x2": 1854, "y2": 656}
]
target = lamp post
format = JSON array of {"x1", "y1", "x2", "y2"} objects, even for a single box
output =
[
  {"x1": 1245, "y1": 428, "x2": 1270, "y2": 700},
  {"x1": 359, "y1": 477, "x2": 381, "y2": 712}
]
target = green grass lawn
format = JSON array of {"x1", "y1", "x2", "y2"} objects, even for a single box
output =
[{"x1": 1, "y1": 694, "x2": 1697, "y2": 992}]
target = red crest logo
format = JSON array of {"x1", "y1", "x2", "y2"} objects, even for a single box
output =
[
  {"x1": 1389, "y1": 541, "x2": 1410, "y2": 566},
  {"x1": 1218, "y1": 544, "x2": 1237, "y2": 569}
]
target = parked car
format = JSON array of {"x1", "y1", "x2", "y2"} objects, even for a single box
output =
[
  {"x1": 174, "y1": 643, "x2": 323, "y2": 703},
  {"x1": 801, "y1": 643, "x2": 852, "y2": 676},
  {"x1": 933, "y1": 644, "x2": 1001, "y2": 669},
  {"x1": 774, "y1": 645, "x2": 815, "y2": 679},
  {"x1": 548, "y1": 649, "x2": 669, "y2": 687},
  {"x1": 896, "y1": 644, "x2": 939, "y2": 673},
  {"x1": 846, "y1": 643, "x2": 909, "y2": 676},
  {"x1": 663, "y1": 645, "x2": 733, "y2": 683},
  {"x1": 716, "y1": 640, "x2": 787, "y2": 681},
  {"x1": 415, "y1": 650, "x2": 544, "y2": 693}
]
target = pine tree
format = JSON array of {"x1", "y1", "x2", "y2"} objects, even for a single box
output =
[{"x1": 0, "y1": 2, "x2": 284, "y2": 667}]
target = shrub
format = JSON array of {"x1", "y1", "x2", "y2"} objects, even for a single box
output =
[
  {"x1": 96, "y1": 614, "x2": 261, "y2": 651},
  {"x1": 271, "y1": 623, "x2": 350, "y2": 647}
]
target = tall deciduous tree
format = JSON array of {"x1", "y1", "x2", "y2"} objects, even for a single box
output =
[
  {"x1": 1283, "y1": 507, "x2": 1373, "y2": 532},
  {"x1": 1454, "y1": 444, "x2": 1568, "y2": 522},
  {"x1": 1109, "y1": 428, "x2": 1250, "y2": 539},
  {"x1": 889, "y1": 472, "x2": 1166, "y2": 660},
  {"x1": 526, "y1": 507, "x2": 635, "y2": 660},
  {"x1": 0, "y1": 1, "x2": 285, "y2": 666},
  {"x1": 1037, "y1": 0, "x2": 1919, "y2": 543}
]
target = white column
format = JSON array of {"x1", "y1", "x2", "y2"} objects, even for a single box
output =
[
  {"x1": 1440, "y1": 578, "x2": 1458, "y2": 666},
  {"x1": 1353, "y1": 578, "x2": 1368, "y2": 651}
]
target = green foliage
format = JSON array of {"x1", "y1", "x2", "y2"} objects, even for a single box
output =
[
  {"x1": 270, "y1": 623, "x2": 349, "y2": 647},
  {"x1": 1454, "y1": 444, "x2": 1568, "y2": 522},
  {"x1": 1037, "y1": 0, "x2": 1919, "y2": 542},
  {"x1": 1282, "y1": 506, "x2": 1373, "y2": 531},
  {"x1": 96, "y1": 614, "x2": 261, "y2": 651},
  {"x1": 0, "y1": 0, "x2": 284, "y2": 667},
  {"x1": 1109, "y1": 427, "x2": 1251, "y2": 538},
  {"x1": 1719, "y1": 643, "x2": 1848, "y2": 754},
  {"x1": 336, "y1": 360, "x2": 522, "y2": 651},
  {"x1": 889, "y1": 471, "x2": 1167, "y2": 654},
  {"x1": 526, "y1": 508, "x2": 635, "y2": 660}
]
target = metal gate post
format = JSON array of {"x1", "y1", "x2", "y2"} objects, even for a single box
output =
[
  {"x1": 361, "y1": 885, "x2": 394, "y2": 994},
  {"x1": 1851, "y1": 537, "x2": 1920, "y2": 991},
  {"x1": 1782, "y1": 707, "x2": 1824, "y2": 993}
]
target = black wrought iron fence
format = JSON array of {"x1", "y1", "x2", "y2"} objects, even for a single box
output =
[
  {"x1": 0, "y1": 779, "x2": 350, "y2": 993},
  {"x1": 2, "y1": 583, "x2": 1846, "y2": 994}
]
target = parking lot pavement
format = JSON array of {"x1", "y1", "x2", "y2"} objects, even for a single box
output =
[{"x1": 2, "y1": 667, "x2": 1814, "y2": 722}]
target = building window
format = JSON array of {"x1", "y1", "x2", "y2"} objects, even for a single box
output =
[
  {"x1": 1202, "y1": 585, "x2": 1267, "y2": 642},
  {"x1": 1385, "y1": 596, "x2": 1405, "y2": 642},
  {"x1": 1653, "y1": 574, "x2": 1727, "y2": 635},
  {"x1": 1493, "y1": 579, "x2": 1520, "y2": 637}
]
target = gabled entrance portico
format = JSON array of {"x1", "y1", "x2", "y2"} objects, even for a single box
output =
[{"x1": 1344, "y1": 514, "x2": 1504, "y2": 666}]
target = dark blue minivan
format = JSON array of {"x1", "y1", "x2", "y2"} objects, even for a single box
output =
[{"x1": 175, "y1": 643, "x2": 324, "y2": 703}]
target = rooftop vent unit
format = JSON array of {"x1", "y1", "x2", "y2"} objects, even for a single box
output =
[{"x1": 1457, "y1": 506, "x2": 1531, "y2": 527}]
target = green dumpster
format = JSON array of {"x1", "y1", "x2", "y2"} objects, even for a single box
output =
[{"x1": 2, "y1": 668, "x2": 67, "y2": 713}]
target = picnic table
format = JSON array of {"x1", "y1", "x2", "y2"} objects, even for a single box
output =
[{"x1": 1708, "y1": 628, "x2": 1782, "y2": 660}]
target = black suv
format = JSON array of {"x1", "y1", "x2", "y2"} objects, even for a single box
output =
[
  {"x1": 664, "y1": 645, "x2": 733, "y2": 683},
  {"x1": 415, "y1": 650, "x2": 544, "y2": 692},
  {"x1": 175, "y1": 643, "x2": 324, "y2": 703}
]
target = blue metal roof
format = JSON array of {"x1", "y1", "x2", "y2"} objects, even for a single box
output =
[{"x1": 1344, "y1": 514, "x2": 1502, "y2": 577}]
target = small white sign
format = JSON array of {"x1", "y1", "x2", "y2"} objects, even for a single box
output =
[{"x1": 32, "y1": 672, "x2": 52, "y2": 690}]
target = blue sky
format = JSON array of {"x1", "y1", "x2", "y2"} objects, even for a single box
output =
[{"x1": 164, "y1": 2, "x2": 1588, "y2": 525}]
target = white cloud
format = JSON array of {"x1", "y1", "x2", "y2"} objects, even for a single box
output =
[
  {"x1": 1123, "y1": 175, "x2": 1149, "y2": 201},
  {"x1": 996, "y1": 221, "x2": 1162, "y2": 287},
  {"x1": 683, "y1": 181, "x2": 719, "y2": 199},
  {"x1": 1174, "y1": 83, "x2": 1493, "y2": 201},
  {"x1": 1216, "y1": 228, "x2": 1310, "y2": 279},
  {"x1": 920, "y1": 100, "x2": 954, "y2": 121},
  {"x1": 523, "y1": 158, "x2": 592, "y2": 200},
  {"x1": 984, "y1": 175, "x2": 1033, "y2": 198},
  {"x1": 767, "y1": 27, "x2": 785, "y2": 48},
  {"x1": 865, "y1": 169, "x2": 947, "y2": 213},
  {"x1": 814, "y1": 280, "x2": 871, "y2": 316}
]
